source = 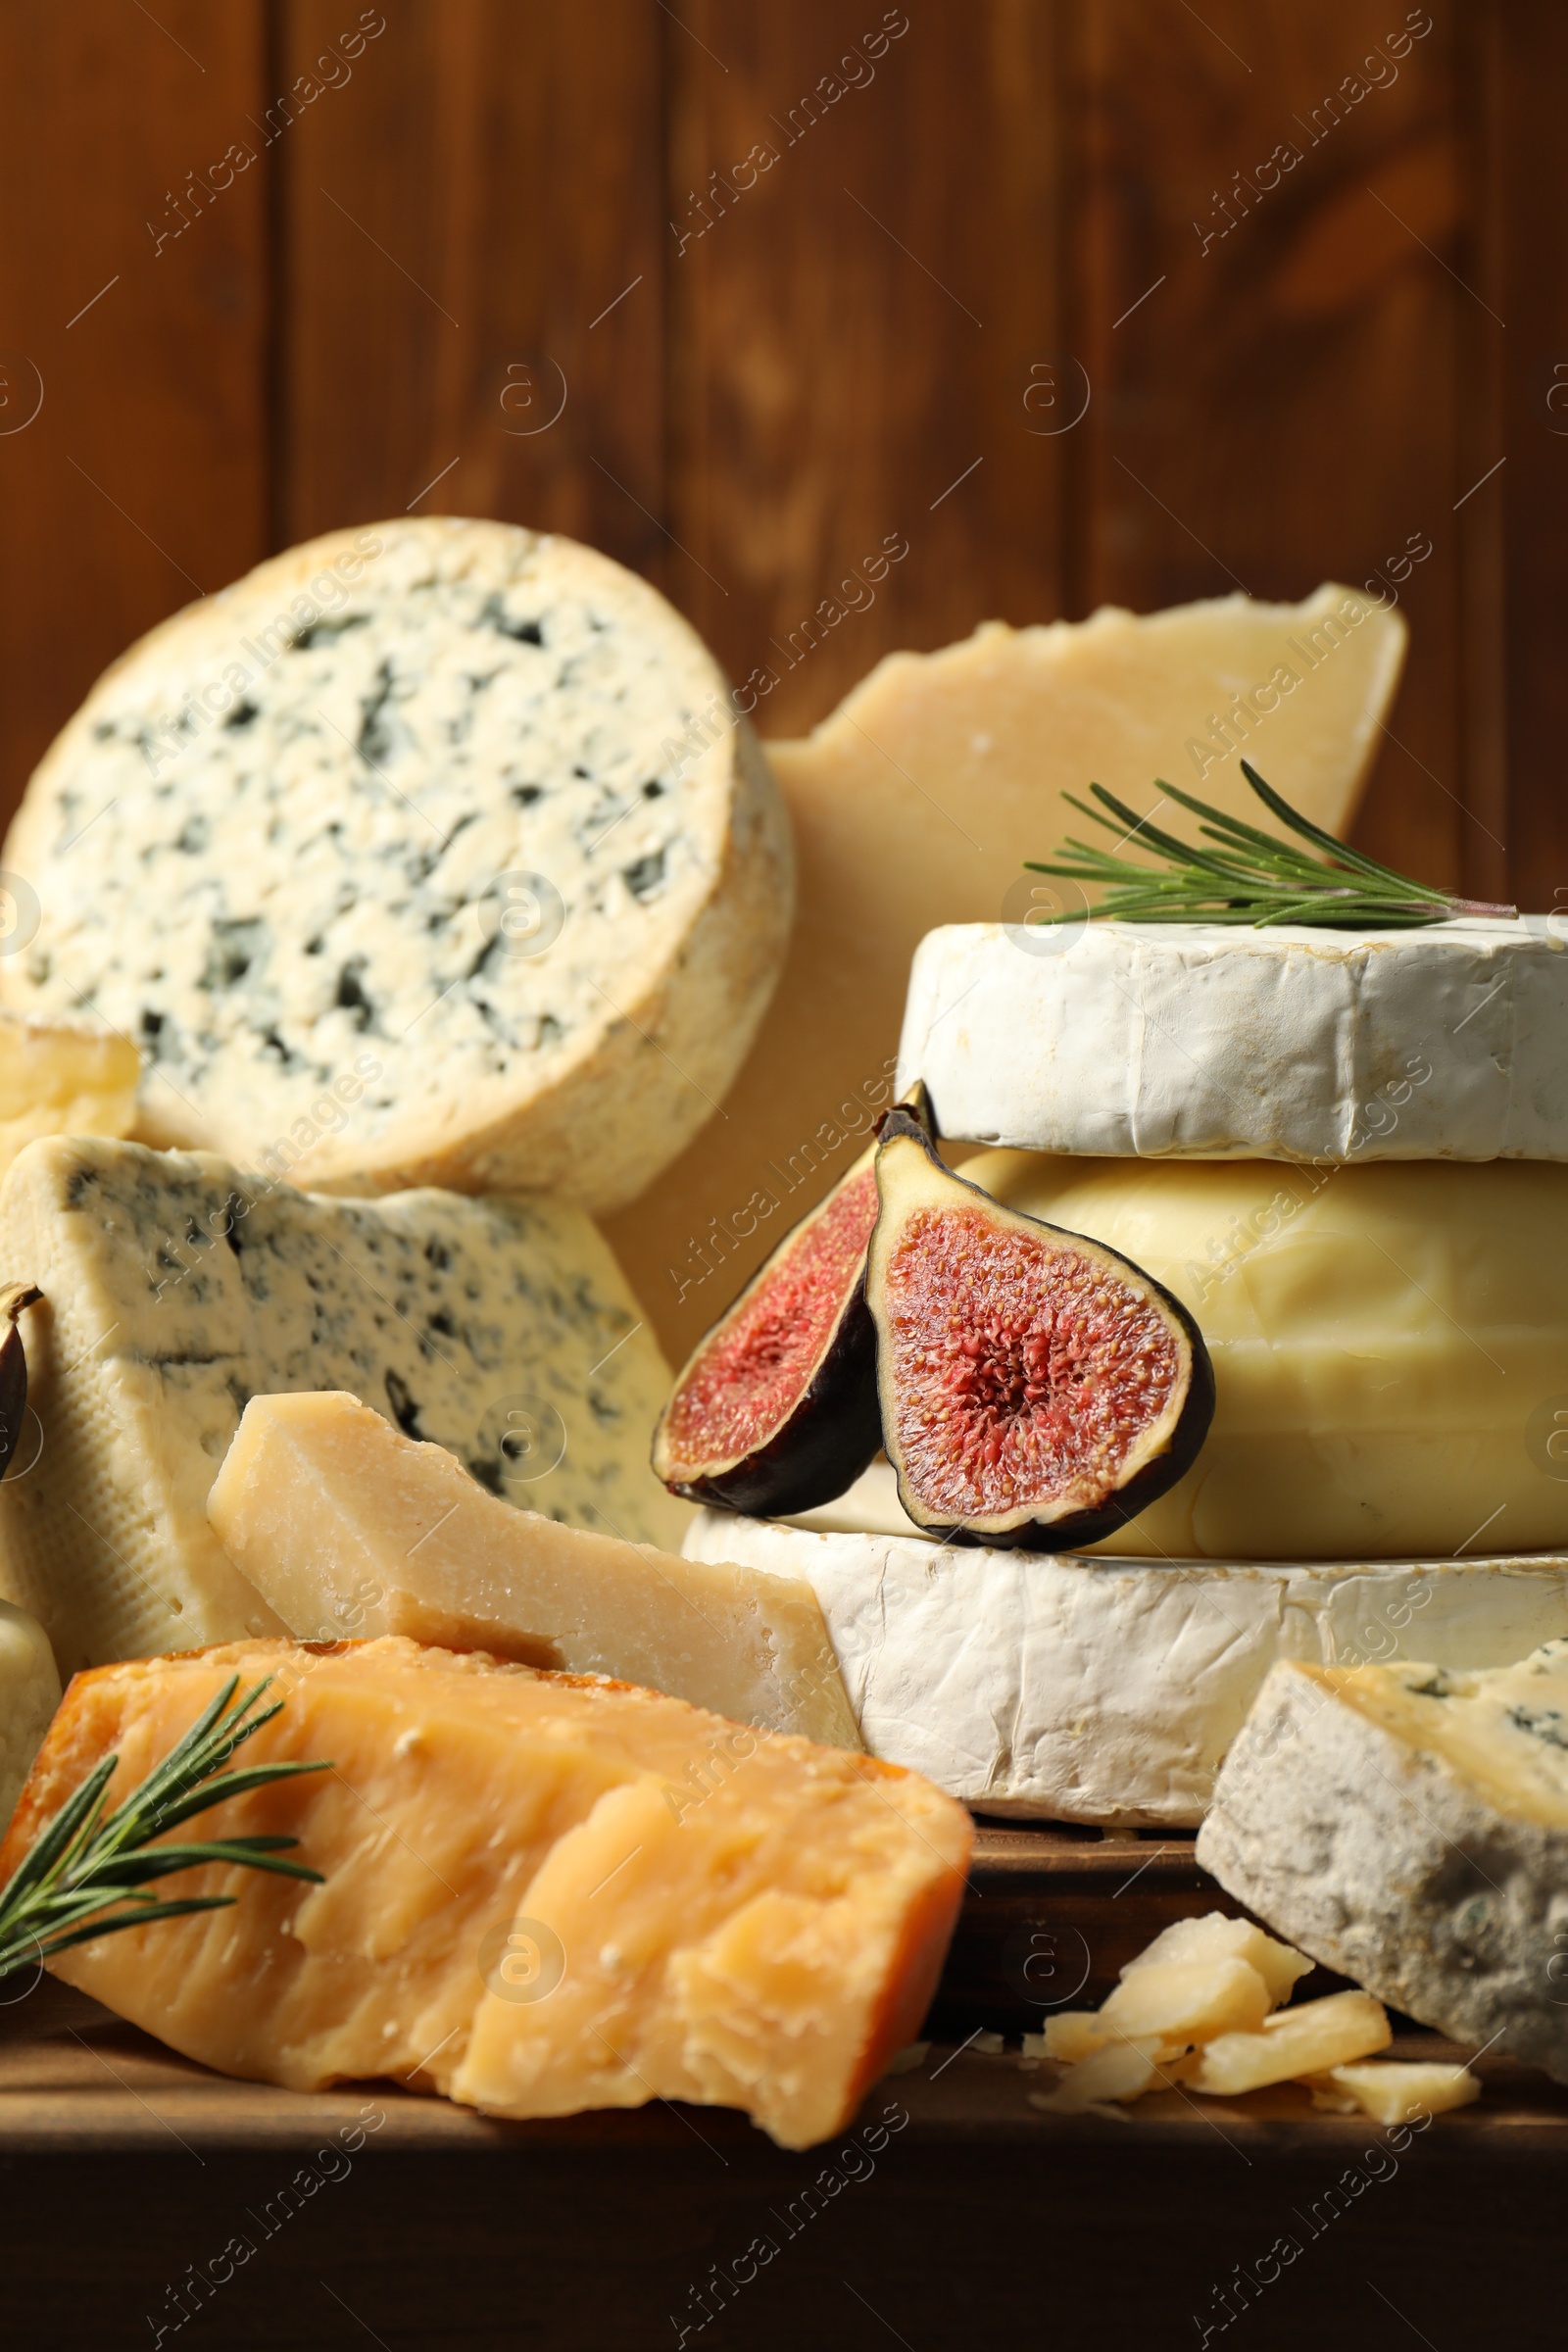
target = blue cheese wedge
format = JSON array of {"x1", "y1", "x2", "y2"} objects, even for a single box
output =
[
  {"x1": 0, "y1": 1136, "x2": 690, "y2": 1675},
  {"x1": 1198, "y1": 1646, "x2": 1568, "y2": 2082},
  {"x1": 2, "y1": 519, "x2": 793, "y2": 1212}
]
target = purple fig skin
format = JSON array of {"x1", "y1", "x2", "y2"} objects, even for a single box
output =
[
  {"x1": 868, "y1": 1111, "x2": 1216, "y2": 1552},
  {"x1": 0, "y1": 1284, "x2": 39, "y2": 1484},
  {"x1": 653, "y1": 1089, "x2": 934, "y2": 1517},
  {"x1": 661, "y1": 1277, "x2": 881, "y2": 1517}
]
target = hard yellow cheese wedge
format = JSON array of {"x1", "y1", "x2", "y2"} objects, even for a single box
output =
[
  {"x1": 604, "y1": 587, "x2": 1406, "y2": 1358},
  {"x1": 207, "y1": 1391, "x2": 860, "y2": 1747},
  {"x1": 12, "y1": 1638, "x2": 971, "y2": 2150},
  {"x1": 0, "y1": 1007, "x2": 137, "y2": 1173}
]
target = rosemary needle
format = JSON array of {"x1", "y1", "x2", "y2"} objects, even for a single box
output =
[
  {"x1": 1025, "y1": 760, "x2": 1517, "y2": 930},
  {"x1": 0, "y1": 1674, "x2": 328, "y2": 1985}
]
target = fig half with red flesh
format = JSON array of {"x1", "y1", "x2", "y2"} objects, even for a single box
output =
[
  {"x1": 868, "y1": 1112, "x2": 1215, "y2": 1550},
  {"x1": 653, "y1": 1091, "x2": 935, "y2": 1516}
]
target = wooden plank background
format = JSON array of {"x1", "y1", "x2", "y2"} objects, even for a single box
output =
[
  {"x1": 0, "y1": 0, "x2": 1557, "y2": 894},
  {"x1": 7, "y1": 0, "x2": 1559, "y2": 1369}
]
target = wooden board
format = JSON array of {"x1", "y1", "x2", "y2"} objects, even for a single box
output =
[
  {"x1": 0, "y1": 0, "x2": 270, "y2": 816},
  {"x1": 3, "y1": 1822, "x2": 1566, "y2": 2348},
  {"x1": 0, "y1": 0, "x2": 1554, "y2": 917},
  {"x1": 0, "y1": 1823, "x2": 1558, "y2": 2150}
]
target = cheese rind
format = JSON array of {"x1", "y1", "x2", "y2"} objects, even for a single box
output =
[
  {"x1": 0, "y1": 1599, "x2": 60, "y2": 1829},
  {"x1": 207, "y1": 1391, "x2": 860, "y2": 1746},
  {"x1": 14, "y1": 1637, "x2": 971, "y2": 2149},
  {"x1": 1197, "y1": 1648, "x2": 1568, "y2": 2082},
  {"x1": 0, "y1": 1009, "x2": 139, "y2": 1175},
  {"x1": 900, "y1": 918, "x2": 1568, "y2": 1164},
  {"x1": 2, "y1": 519, "x2": 794, "y2": 1213},
  {"x1": 605, "y1": 586, "x2": 1406, "y2": 1360},
  {"x1": 682, "y1": 1512, "x2": 1568, "y2": 1825},
  {"x1": 0, "y1": 1136, "x2": 689, "y2": 1677},
  {"x1": 963, "y1": 1151, "x2": 1568, "y2": 1562}
]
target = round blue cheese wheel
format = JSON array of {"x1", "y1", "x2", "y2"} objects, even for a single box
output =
[{"x1": 4, "y1": 519, "x2": 793, "y2": 1211}]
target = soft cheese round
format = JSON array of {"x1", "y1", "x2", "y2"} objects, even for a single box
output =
[
  {"x1": 899, "y1": 917, "x2": 1568, "y2": 1162},
  {"x1": 3, "y1": 519, "x2": 793, "y2": 1210},
  {"x1": 967, "y1": 1151, "x2": 1568, "y2": 1561},
  {"x1": 682, "y1": 1511, "x2": 1568, "y2": 1826}
]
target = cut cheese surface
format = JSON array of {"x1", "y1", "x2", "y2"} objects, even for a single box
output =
[
  {"x1": 1198, "y1": 1646, "x2": 1568, "y2": 2082},
  {"x1": 2, "y1": 519, "x2": 793, "y2": 1213},
  {"x1": 1187, "y1": 1991, "x2": 1391, "y2": 2094},
  {"x1": 0, "y1": 1008, "x2": 139, "y2": 1175},
  {"x1": 15, "y1": 1638, "x2": 971, "y2": 2149},
  {"x1": 900, "y1": 919, "x2": 1568, "y2": 1164},
  {"x1": 1285, "y1": 1649, "x2": 1568, "y2": 1832},
  {"x1": 0, "y1": 1599, "x2": 60, "y2": 1830},
  {"x1": 208, "y1": 1391, "x2": 859, "y2": 1747},
  {"x1": 681, "y1": 1511, "x2": 1568, "y2": 1825},
  {"x1": 1309, "y1": 2062, "x2": 1480, "y2": 2123},
  {"x1": 603, "y1": 585, "x2": 1405, "y2": 1358},
  {"x1": 1121, "y1": 1911, "x2": 1311, "y2": 2008},
  {"x1": 0, "y1": 1137, "x2": 689, "y2": 1677},
  {"x1": 966, "y1": 1151, "x2": 1568, "y2": 1561}
]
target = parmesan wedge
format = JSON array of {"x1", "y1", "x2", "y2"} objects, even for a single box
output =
[
  {"x1": 207, "y1": 1390, "x2": 860, "y2": 1746},
  {"x1": 13, "y1": 1638, "x2": 971, "y2": 2150}
]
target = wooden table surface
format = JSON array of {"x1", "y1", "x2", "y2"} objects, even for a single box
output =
[{"x1": 2, "y1": 1824, "x2": 1562, "y2": 2349}]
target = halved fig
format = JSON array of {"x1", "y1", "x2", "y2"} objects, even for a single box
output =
[
  {"x1": 653, "y1": 1089, "x2": 934, "y2": 1516},
  {"x1": 867, "y1": 1111, "x2": 1214, "y2": 1550}
]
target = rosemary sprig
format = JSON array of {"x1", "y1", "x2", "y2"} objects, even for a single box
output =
[
  {"x1": 1025, "y1": 759, "x2": 1517, "y2": 929},
  {"x1": 0, "y1": 1675, "x2": 328, "y2": 1984}
]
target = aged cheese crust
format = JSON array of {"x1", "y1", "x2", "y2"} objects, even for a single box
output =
[
  {"x1": 900, "y1": 919, "x2": 1568, "y2": 1164},
  {"x1": 0, "y1": 1136, "x2": 689, "y2": 1676},
  {"x1": 2, "y1": 518, "x2": 793, "y2": 1212},
  {"x1": 682, "y1": 1512, "x2": 1568, "y2": 1826},
  {"x1": 15, "y1": 1637, "x2": 972, "y2": 2149},
  {"x1": 1197, "y1": 1651, "x2": 1568, "y2": 2082}
]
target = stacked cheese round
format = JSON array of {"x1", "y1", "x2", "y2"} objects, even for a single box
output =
[{"x1": 688, "y1": 919, "x2": 1568, "y2": 1824}]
